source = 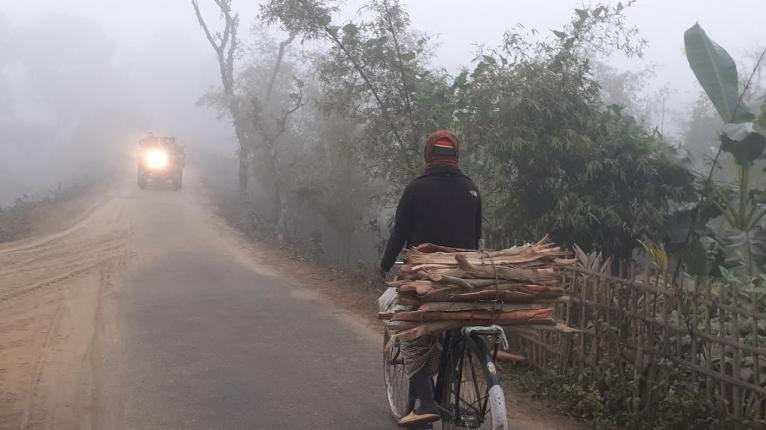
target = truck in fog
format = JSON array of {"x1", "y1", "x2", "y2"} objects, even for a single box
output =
[{"x1": 137, "y1": 134, "x2": 185, "y2": 190}]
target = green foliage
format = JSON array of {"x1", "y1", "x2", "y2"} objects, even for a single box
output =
[
  {"x1": 684, "y1": 23, "x2": 752, "y2": 123},
  {"x1": 510, "y1": 362, "x2": 724, "y2": 429},
  {"x1": 318, "y1": 0, "x2": 456, "y2": 185},
  {"x1": 552, "y1": 1, "x2": 646, "y2": 59},
  {"x1": 455, "y1": 13, "x2": 696, "y2": 259},
  {"x1": 650, "y1": 385, "x2": 724, "y2": 430},
  {"x1": 256, "y1": 0, "x2": 701, "y2": 263},
  {"x1": 682, "y1": 23, "x2": 766, "y2": 276},
  {"x1": 758, "y1": 97, "x2": 766, "y2": 127},
  {"x1": 0, "y1": 182, "x2": 91, "y2": 242},
  {"x1": 720, "y1": 122, "x2": 766, "y2": 165},
  {"x1": 264, "y1": 0, "x2": 462, "y2": 193},
  {"x1": 0, "y1": 197, "x2": 35, "y2": 242},
  {"x1": 710, "y1": 170, "x2": 766, "y2": 275},
  {"x1": 260, "y1": 0, "x2": 339, "y2": 39}
]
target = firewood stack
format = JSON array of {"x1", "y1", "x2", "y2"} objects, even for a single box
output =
[{"x1": 379, "y1": 239, "x2": 575, "y2": 342}]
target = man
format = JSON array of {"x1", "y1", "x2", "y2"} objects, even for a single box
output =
[{"x1": 380, "y1": 130, "x2": 482, "y2": 427}]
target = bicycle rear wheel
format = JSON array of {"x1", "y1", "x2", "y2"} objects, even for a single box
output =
[
  {"x1": 383, "y1": 328, "x2": 415, "y2": 420},
  {"x1": 441, "y1": 334, "x2": 507, "y2": 430}
]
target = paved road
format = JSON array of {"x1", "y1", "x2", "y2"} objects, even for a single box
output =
[
  {"x1": 2, "y1": 172, "x2": 579, "y2": 430},
  {"x1": 94, "y1": 180, "x2": 396, "y2": 429}
]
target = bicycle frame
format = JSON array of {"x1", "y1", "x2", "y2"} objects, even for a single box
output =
[{"x1": 433, "y1": 326, "x2": 507, "y2": 427}]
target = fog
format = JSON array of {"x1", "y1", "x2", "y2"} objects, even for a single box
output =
[
  {"x1": 6, "y1": 4, "x2": 766, "y2": 427},
  {"x1": 0, "y1": 2, "x2": 234, "y2": 203},
  {"x1": 1, "y1": 0, "x2": 765, "y2": 205}
]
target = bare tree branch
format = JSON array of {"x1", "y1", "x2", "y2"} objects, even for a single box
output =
[
  {"x1": 192, "y1": 0, "x2": 249, "y2": 193},
  {"x1": 192, "y1": 0, "x2": 238, "y2": 96},
  {"x1": 294, "y1": 0, "x2": 407, "y2": 151},
  {"x1": 191, "y1": 0, "x2": 221, "y2": 55},
  {"x1": 276, "y1": 83, "x2": 304, "y2": 133},
  {"x1": 266, "y1": 34, "x2": 297, "y2": 102},
  {"x1": 381, "y1": 0, "x2": 419, "y2": 146}
]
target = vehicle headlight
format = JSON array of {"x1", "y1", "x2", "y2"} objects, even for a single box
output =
[{"x1": 144, "y1": 149, "x2": 169, "y2": 169}]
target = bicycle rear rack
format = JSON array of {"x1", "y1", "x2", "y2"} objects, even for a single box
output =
[{"x1": 461, "y1": 325, "x2": 509, "y2": 351}]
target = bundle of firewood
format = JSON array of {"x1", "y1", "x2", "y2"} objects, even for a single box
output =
[{"x1": 379, "y1": 239, "x2": 575, "y2": 343}]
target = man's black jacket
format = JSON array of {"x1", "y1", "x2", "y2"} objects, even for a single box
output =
[{"x1": 380, "y1": 167, "x2": 482, "y2": 272}]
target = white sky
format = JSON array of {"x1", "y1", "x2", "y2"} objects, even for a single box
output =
[{"x1": 3, "y1": 0, "x2": 766, "y2": 127}]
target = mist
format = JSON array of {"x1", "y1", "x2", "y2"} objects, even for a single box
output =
[
  {"x1": 0, "y1": 0, "x2": 763, "y2": 249},
  {"x1": 0, "y1": 6, "x2": 233, "y2": 204},
  {"x1": 1, "y1": 1, "x2": 764, "y2": 204},
  {"x1": 4, "y1": 2, "x2": 766, "y2": 428}
]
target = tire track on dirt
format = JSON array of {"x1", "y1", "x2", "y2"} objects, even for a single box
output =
[
  {"x1": 17, "y1": 299, "x2": 65, "y2": 430},
  {"x1": 0, "y1": 196, "x2": 132, "y2": 430}
]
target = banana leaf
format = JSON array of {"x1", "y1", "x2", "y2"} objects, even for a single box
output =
[
  {"x1": 684, "y1": 23, "x2": 755, "y2": 123},
  {"x1": 721, "y1": 122, "x2": 766, "y2": 165}
]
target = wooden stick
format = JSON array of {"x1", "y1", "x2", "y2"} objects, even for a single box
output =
[
  {"x1": 420, "y1": 271, "x2": 476, "y2": 290},
  {"x1": 390, "y1": 321, "x2": 462, "y2": 344},
  {"x1": 504, "y1": 322, "x2": 582, "y2": 334},
  {"x1": 420, "y1": 289, "x2": 533, "y2": 303},
  {"x1": 418, "y1": 302, "x2": 552, "y2": 312},
  {"x1": 496, "y1": 351, "x2": 528, "y2": 363},
  {"x1": 423, "y1": 272, "x2": 500, "y2": 287},
  {"x1": 388, "y1": 308, "x2": 554, "y2": 322},
  {"x1": 454, "y1": 254, "x2": 560, "y2": 283}
]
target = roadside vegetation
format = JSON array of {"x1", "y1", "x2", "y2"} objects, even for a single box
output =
[
  {"x1": 0, "y1": 181, "x2": 93, "y2": 242},
  {"x1": 195, "y1": 1, "x2": 701, "y2": 269},
  {"x1": 192, "y1": 1, "x2": 766, "y2": 427}
]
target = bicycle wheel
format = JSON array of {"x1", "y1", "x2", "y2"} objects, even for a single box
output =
[
  {"x1": 441, "y1": 335, "x2": 507, "y2": 430},
  {"x1": 383, "y1": 328, "x2": 415, "y2": 420}
]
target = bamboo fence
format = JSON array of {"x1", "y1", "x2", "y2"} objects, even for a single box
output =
[{"x1": 508, "y1": 265, "x2": 766, "y2": 429}]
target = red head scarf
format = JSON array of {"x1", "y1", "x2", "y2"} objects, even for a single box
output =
[{"x1": 424, "y1": 130, "x2": 460, "y2": 173}]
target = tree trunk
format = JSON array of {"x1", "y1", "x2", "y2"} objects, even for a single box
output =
[
  {"x1": 232, "y1": 116, "x2": 250, "y2": 195},
  {"x1": 238, "y1": 151, "x2": 249, "y2": 196},
  {"x1": 277, "y1": 190, "x2": 288, "y2": 243},
  {"x1": 267, "y1": 140, "x2": 286, "y2": 243},
  {"x1": 191, "y1": 0, "x2": 244, "y2": 194}
]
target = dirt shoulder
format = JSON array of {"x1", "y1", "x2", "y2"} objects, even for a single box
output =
[
  {"x1": 208, "y1": 208, "x2": 585, "y2": 430},
  {"x1": 22, "y1": 186, "x2": 107, "y2": 239},
  {"x1": 0, "y1": 189, "x2": 131, "y2": 430},
  {"x1": 0, "y1": 181, "x2": 109, "y2": 245}
]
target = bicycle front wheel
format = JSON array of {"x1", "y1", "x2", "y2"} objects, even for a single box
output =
[
  {"x1": 383, "y1": 328, "x2": 415, "y2": 421},
  {"x1": 441, "y1": 334, "x2": 508, "y2": 430}
]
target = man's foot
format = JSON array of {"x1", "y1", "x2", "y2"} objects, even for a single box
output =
[{"x1": 397, "y1": 410, "x2": 440, "y2": 427}]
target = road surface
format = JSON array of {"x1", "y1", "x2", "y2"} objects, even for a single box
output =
[
  {"x1": 0, "y1": 176, "x2": 394, "y2": 429},
  {"x1": 0, "y1": 174, "x2": 582, "y2": 430}
]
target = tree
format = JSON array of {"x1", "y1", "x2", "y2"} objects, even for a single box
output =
[
  {"x1": 454, "y1": 4, "x2": 696, "y2": 260},
  {"x1": 191, "y1": 0, "x2": 251, "y2": 195},
  {"x1": 262, "y1": 0, "x2": 455, "y2": 188},
  {"x1": 257, "y1": 1, "x2": 699, "y2": 262},
  {"x1": 681, "y1": 23, "x2": 766, "y2": 276},
  {"x1": 243, "y1": 32, "x2": 303, "y2": 242}
]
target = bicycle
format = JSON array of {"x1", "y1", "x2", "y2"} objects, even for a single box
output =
[{"x1": 383, "y1": 324, "x2": 509, "y2": 429}]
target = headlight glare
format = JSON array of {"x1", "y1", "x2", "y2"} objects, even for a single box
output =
[{"x1": 144, "y1": 149, "x2": 169, "y2": 169}]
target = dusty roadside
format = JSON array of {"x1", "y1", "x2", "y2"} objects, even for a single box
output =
[
  {"x1": 206, "y1": 205, "x2": 585, "y2": 430},
  {"x1": 0, "y1": 188, "x2": 132, "y2": 430},
  {"x1": 0, "y1": 181, "x2": 110, "y2": 244}
]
